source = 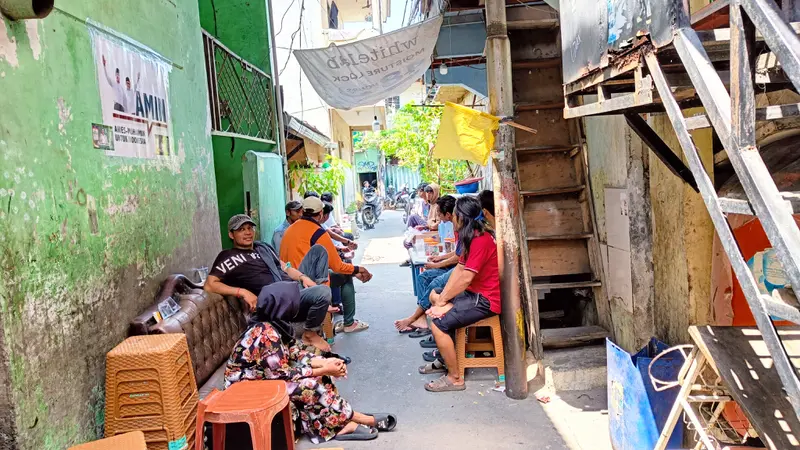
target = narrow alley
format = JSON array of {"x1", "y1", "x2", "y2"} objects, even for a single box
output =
[{"x1": 299, "y1": 210, "x2": 610, "y2": 450}]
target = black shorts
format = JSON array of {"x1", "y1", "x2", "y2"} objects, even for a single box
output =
[{"x1": 432, "y1": 291, "x2": 495, "y2": 335}]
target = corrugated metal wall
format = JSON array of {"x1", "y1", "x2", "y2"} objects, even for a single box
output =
[{"x1": 385, "y1": 164, "x2": 422, "y2": 191}]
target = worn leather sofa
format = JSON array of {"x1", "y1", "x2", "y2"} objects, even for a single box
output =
[{"x1": 129, "y1": 275, "x2": 248, "y2": 398}]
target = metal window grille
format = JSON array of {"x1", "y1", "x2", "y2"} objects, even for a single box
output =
[{"x1": 202, "y1": 31, "x2": 276, "y2": 143}]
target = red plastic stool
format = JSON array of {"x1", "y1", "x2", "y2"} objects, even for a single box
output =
[{"x1": 195, "y1": 380, "x2": 294, "y2": 450}]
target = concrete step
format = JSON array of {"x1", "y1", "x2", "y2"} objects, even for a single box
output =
[{"x1": 543, "y1": 344, "x2": 607, "y2": 391}]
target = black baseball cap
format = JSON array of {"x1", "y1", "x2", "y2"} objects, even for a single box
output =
[{"x1": 285, "y1": 201, "x2": 302, "y2": 212}]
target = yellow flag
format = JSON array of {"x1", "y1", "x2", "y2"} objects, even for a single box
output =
[{"x1": 433, "y1": 102, "x2": 500, "y2": 166}]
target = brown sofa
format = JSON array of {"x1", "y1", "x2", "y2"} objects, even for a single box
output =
[{"x1": 129, "y1": 275, "x2": 248, "y2": 398}]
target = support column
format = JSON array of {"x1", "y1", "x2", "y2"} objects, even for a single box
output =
[{"x1": 486, "y1": 0, "x2": 533, "y2": 400}]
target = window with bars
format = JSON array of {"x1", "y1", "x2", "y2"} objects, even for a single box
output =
[{"x1": 202, "y1": 31, "x2": 277, "y2": 143}]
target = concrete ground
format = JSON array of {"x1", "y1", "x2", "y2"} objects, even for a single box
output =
[{"x1": 298, "y1": 210, "x2": 611, "y2": 450}]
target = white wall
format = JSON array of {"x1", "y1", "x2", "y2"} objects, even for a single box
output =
[{"x1": 274, "y1": 0, "x2": 331, "y2": 137}]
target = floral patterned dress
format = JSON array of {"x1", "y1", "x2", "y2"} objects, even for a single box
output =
[{"x1": 224, "y1": 322, "x2": 353, "y2": 443}]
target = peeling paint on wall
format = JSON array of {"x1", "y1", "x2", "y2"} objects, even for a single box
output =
[
  {"x1": 0, "y1": 16, "x2": 19, "y2": 67},
  {"x1": 24, "y1": 20, "x2": 41, "y2": 60}
]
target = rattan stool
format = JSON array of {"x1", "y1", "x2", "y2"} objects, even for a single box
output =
[
  {"x1": 195, "y1": 380, "x2": 294, "y2": 450},
  {"x1": 105, "y1": 334, "x2": 198, "y2": 450},
  {"x1": 68, "y1": 431, "x2": 147, "y2": 450},
  {"x1": 455, "y1": 315, "x2": 505, "y2": 381}
]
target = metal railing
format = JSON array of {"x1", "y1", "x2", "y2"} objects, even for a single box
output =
[{"x1": 202, "y1": 31, "x2": 277, "y2": 143}]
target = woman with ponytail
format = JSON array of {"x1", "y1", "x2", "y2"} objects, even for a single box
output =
[{"x1": 419, "y1": 196, "x2": 501, "y2": 392}]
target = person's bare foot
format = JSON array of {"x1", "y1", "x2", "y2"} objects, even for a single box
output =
[
  {"x1": 394, "y1": 317, "x2": 414, "y2": 331},
  {"x1": 337, "y1": 421, "x2": 359, "y2": 436},
  {"x1": 448, "y1": 374, "x2": 465, "y2": 386},
  {"x1": 411, "y1": 316, "x2": 428, "y2": 329},
  {"x1": 302, "y1": 332, "x2": 331, "y2": 352}
]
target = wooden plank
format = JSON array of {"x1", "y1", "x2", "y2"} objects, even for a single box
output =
[
  {"x1": 522, "y1": 194, "x2": 586, "y2": 236},
  {"x1": 507, "y1": 19, "x2": 560, "y2": 30},
  {"x1": 688, "y1": 326, "x2": 800, "y2": 449},
  {"x1": 514, "y1": 109, "x2": 573, "y2": 147},
  {"x1": 511, "y1": 66, "x2": 563, "y2": 105},
  {"x1": 512, "y1": 58, "x2": 561, "y2": 70},
  {"x1": 527, "y1": 233, "x2": 593, "y2": 241},
  {"x1": 520, "y1": 185, "x2": 585, "y2": 197},
  {"x1": 539, "y1": 310, "x2": 566, "y2": 320},
  {"x1": 528, "y1": 240, "x2": 591, "y2": 277},
  {"x1": 515, "y1": 101, "x2": 563, "y2": 112},
  {"x1": 518, "y1": 152, "x2": 579, "y2": 192},
  {"x1": 531, "y1": 280, "x2": 602, "y2": 290},
  {"x1": 515, "y1": 145, "x2": 579, "y2": 155},
  {"x1": 542, "y1": 326, "x2": 610, "y2": 349}
]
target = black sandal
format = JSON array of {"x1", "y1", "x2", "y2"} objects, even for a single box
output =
[
  {"x1": 366, "y1": 413, "x2": 397, "y2": 431},
  {"x1": 408, "y1": 328, "x2": 432, "y2": 338}
]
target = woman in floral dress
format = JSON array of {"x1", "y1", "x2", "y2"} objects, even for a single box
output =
[{"x1": 224, "y1": 321, "x2": 396, "y2": 443}]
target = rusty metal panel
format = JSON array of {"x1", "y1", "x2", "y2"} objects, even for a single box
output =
[{"x1": 560, "y1": 0, "x2": 688, "y2": 84}]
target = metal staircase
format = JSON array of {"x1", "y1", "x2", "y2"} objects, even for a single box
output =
[{"x1": 559, "y1": 0, "x2": 800, "y2": 422}]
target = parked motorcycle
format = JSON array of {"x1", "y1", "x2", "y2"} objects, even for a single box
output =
[
  {"x1": 385, "y1": 185, "x2": 397, "y2": 210},
  {"x1": 394, "y1": 186, "x2": 410, "y2": 213},
  {"x1": 360, "y1": 186, "x2": 383, "y2": 229}
]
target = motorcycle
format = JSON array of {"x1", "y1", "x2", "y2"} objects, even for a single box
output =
[
  {"x1": 385, "y1": 185, "x2": 397, "y2": 210},
  {"x1": 360, "y1": 186, "x2": 383, "y2": 229},
  {"x1": 394, "y1": 186, "x2": 410, "y2": 213}
]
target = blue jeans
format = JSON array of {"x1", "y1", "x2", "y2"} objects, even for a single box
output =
[{"x1": 417, "y1": 267, "x2": 454, "y2": 310}]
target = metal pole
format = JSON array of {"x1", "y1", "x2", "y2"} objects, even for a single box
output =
[
  {"x1": 266, "y1": 0, "x2": 290, "y2": 199},
  {"x1": 486, "y1": 0, "x2": 530, "y2": 400}
]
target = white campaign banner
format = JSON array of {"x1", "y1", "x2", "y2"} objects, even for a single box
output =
[
  {"x1": 92, "y1": 31, "x2": 173, "y2": 159},
  {"x1": 294, "y1": 16, "x2": 443, "y2": 110}
]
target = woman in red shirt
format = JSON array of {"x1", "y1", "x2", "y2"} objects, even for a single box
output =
[{"x1": 420, "y1": 196, "x2": 501, "y2": 392}]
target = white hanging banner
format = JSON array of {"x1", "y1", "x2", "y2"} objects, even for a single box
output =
[{"x1": 294, "y1": 16, "x2": 443, "y2": 110}]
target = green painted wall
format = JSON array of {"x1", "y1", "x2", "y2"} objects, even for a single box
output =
[
  {"x1": 0, "y1": 0, "x2": 219, "y2": 448},
  {"x1": 198, "y1": 0, "x2": 272, "y2": 73},
  {"x1": 199, "y1": 0, "x2": 281, "y2": 246},
  {"x1": 212, "y1": 135, "x2": 277, "y2": 247}
]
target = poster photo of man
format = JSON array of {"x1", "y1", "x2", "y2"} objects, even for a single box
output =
[{"x1": 92, "y1": 30, "x2": 173, "y2": 159}]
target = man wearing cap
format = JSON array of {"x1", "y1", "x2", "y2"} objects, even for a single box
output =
[
  {"x1": 272, "y1": 200, "x2": 303, "y2": 251},
  {"x1": 205, "y1": 214, "x2": 334, "y2": 351},
  {"x1": 281, "y1": 197, "x2": 373, "y2": 333}
]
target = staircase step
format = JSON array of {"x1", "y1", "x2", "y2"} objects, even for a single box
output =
[
  {"x1": 507, "y1": 19, "x2": 560, "y2": 30},
  {"x1": 531, "y1": 280, "x2": 602, "y2": 290},
  {"x1": 527, "y1": 233, "x2": 593, "y2": 241},
  {"x1": 521, "y1": 185, "x2": 585, "y2": 197},
  {"x1": 542, "y1": 326, "x2": 610, "y2": 349},
  {"x1": 515, "y1": 101, "x2": 563, "y2": 112},
  {"x1": 516, "y1": 144, "x2": 580, "y2": 155},
  {"x1": 544, "y1": 344, "x2": 607, "y2": 391}
]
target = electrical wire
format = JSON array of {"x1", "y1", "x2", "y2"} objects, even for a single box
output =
[
  {"x1": 279, "y1": 0, "x2": 305, "y2": 76},
  {"x1": 276, "y1": 0, "x2": 296, "y2": 36}
]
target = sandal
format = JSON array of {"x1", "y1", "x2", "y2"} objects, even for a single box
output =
[
  {"x1": 344, "y1": 320, "x2": 370, "y2": 333},
  {"x1": 408, "y1": 327, "x2": 431, "y2": 338},
  {"x1": 425, "y1": 375, "x2": 466, "y2": 392},
  {"x1": 398, "y1": 325, "x2": 419, "y2": 334},
  {"x1": 365, "y1": 413, "x2": 397, "y2": 432},
  {"x1": 418, "y1": 361, "x2": 446, "y2": 374},
  {"x1": 419, "y1": 335, "x2": 437, "y2": 348},
  {"x1": 423, "y1": 350, "x2": 439, "y2": 362},
  {"x1": 335, "y1": 424, "x2": 379, "y2": 441}
]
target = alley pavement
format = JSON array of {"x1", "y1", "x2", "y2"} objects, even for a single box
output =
[{"x1": 298, "y1": 210, "x2": 578, "y2": 450}]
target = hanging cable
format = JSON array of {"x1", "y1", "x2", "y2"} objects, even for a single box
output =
[{"x1": 279, "y1": 0, "x2": 305, "y2": 76}]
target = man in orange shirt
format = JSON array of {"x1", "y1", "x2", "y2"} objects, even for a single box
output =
[{"x1": 281, "y1": 197, "x2": 373, "y2": 333}]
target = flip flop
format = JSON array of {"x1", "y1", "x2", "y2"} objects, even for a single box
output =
[
  {"x1": 419, "y1": 336, "x2": 437, "y2": 348},
  {"x1": 344, "y1": 320, "x2": 370, "y2": 333},
  {"x1": 365, "y1": 413, "x2": 397, "y2": 432},
  {"x1": 418, "y1": 361, "x2": 446, "y2": 374},
  {"x1": 398, "y1": 325, "x2": 419, "y2": 334},
  {"x1": 408, "y1": 328, "x2": 431, "y2": 338},
  {"x1": 423, "y1": 350, "x2": 439, "y2": 362},
  {"x1": 425, "y1": 375, "x2": 466, "y2": 392},
  {"x1": 335, "y1": 424, "x2": 379, "y2": 441}
]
